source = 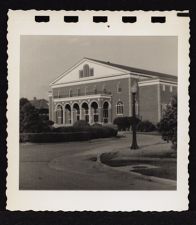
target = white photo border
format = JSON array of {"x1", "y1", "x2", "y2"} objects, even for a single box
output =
[{"x1": 7, "y1": 10, "x2": 190, "y2": 211}]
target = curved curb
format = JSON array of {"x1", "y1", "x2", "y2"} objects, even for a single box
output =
[{"x1": 97, "y1": 153, "x2": 176, "y2": 187}]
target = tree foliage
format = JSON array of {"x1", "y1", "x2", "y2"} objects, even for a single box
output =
[
  {"x1": 157, "y1": 96, "x2": 177, "y2": 150},
  {"x1": 113, "y1": 116, "x2": 141, "y2": 131},
  {"x1": 20, "y1": 98, "x2": 53, "y2": 133}
]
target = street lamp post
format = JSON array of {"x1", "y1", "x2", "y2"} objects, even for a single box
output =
[{"x1": 130, "y1": 82, "x2": 139, "y2": 150}]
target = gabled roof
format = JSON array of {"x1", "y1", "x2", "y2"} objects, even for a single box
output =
[{"x1": 84, "y1": 57, "x2": 177, "y2": 81}]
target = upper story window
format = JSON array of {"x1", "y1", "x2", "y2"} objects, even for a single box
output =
[
  {"x1": 85, "y1": 86, "x2": 88, "y2": 95},
  {"x1": 162, "y1": 84, "x2": 166, "y2": 91},
  {"x1": 103, "y1": 84, "x2": 107, "y2": 93},
  {"x1": 79, "y1": 64, "x2": 94, "y2": 78},
  {"x1": 117, "y1": 82, "x2": 122, "y2": 93},
  {"x1": 94, "y1": 85, "x2": 97, "y2": 94},
  {"x1": 116, "y1": 101, "x2": 124, "y2": 115},
  {"x1": 77, "y1": 88, "x2": 80, "y2": 96},
  {"x1": 170, "y1": 85, "x2": 173, "y2": 92},
  {"x1": 90, "y1": 68, "x2": 94, "y2": 76},
  {"x1": 69, "y1": 89, "x2": 73, "y2": 97}
]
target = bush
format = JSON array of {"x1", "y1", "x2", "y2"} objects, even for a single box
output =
[
  {"x1": 20, "y1": 126, "x2": 118, "y2": 143},
  {"x1": 73, "y1": 120, "x2": 90, "y2": 128},
  {"x1": 91, "y1": 123, "x2": 102, "y2": 127},
  {"x1": 137, "y1": 120, "x2": 157, "y2": 132},
  {"x1": 113, "y1": 116, "x2": 141, "y2": 131},
  {"x1": 20, "y1": 132, "x2": 91, "y2": 143},
  {"x1": 157, "y1": 96, "x2": 177, "y2": 150}
]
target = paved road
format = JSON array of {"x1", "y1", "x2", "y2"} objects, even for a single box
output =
[{"x1": 19, "y1": 134, "x2": 176, "y2": 190}]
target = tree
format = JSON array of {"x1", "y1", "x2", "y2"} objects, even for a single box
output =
[
  {"x1": 113, "y1": 116, "x2": 141, "y2": 131},
  {"x1": 157, "y1": 96, "x2": 177, "y2": 150},
  {"x1": 20, "y1": 98, "x2": 53, "y2": 133}
]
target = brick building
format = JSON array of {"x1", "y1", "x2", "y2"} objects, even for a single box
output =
[{"x1": 48, "y1": 58, "x2": 177, "y2": 126}]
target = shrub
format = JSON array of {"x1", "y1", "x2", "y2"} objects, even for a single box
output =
[
  {"x1": 73, "y1": 120, "x2": 90, "y2": 128},
  {"x1": 20, "y1": 126, "x2": 118, "y2": 143},
  {"x1": 91, "y1": 123, "x2": 102, "y2": 127},
  {"x1": 157, "y1": 96, "x2": 177, "y2": 150},
  {"x1": 137, "y1": 120, "x2": 157, "y2": 132},
  {"x1": 113, "y1": 116, "x2": 141, "y2": 131},
  {"x1": 20, "y1": 132, "x2": 91, "y2": 143}
]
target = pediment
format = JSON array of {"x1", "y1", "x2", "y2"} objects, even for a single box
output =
[{"x1": 51, "y1": 58, "x2": 130, "y2": 86}]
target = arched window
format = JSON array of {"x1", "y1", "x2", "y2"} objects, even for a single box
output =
[
  {"x1": 116, "y1": 101, "x2": 124, "y2": 115},
  {"x1": 103, "y1": 101, "x2": 109, "y2": 123},
  {"x1": 83, "y1": 64, "x2": 90, "y2": 77},
  {"x1": 79, "y1": 64, "x2": 94, "y2": 78}
]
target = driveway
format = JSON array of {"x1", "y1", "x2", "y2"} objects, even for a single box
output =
[{"x1": 19, "y1": 133, "x2": 176, "y2": 190}]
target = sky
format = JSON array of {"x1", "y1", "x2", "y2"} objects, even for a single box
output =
[{"x1": 20, "y1": 35, "x2": 177, "y2": 100}]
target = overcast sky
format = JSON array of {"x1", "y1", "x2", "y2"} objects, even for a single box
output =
[{"x1": 20, "y1": 35, "x2": 177, "y2": 100}]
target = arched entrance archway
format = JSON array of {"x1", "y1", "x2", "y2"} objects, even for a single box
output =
[
  {"x1": 91, "y1": 101, "x2": 99, "y2": 123},
  {"x1": 73, "y1": 103, "x2": 80, "y2": 123},
  {"x1": 81, "y1": 102, "x2": 89, "y2": 122},
  {"x1": 65, "y1": 104, "x2": 71, "y2": 124}
]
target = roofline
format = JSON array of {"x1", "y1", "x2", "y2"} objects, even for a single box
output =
[
  {"x1": 50, "y1": 57, "x2": 177, "y2": 87},
  {"x1": 138, "y1": 78, "x2": 177, "y2": 87},
  {"x1": 50, "y1": 57, "x2": 132, "y2": 86}
]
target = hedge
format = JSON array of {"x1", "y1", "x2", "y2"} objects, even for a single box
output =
[
  {"x1": 113, "y1": 116, "x2": 141, "y2": 131},
  {"x1": 136, "y1": 120, "x2": 157, "y2": 132},
  {"x1": 20, "y1": 126, "x2": 118, "y2": 143}
]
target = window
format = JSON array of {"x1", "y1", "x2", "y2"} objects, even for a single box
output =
[
  {"x1": 94, "y1": 85, "x2": 97, "y2": 94},
  {"x1": 117, "y1": 82, "x2": 122, "y2": 93},
  {"x1": 162, "y1": 84, "x2": 165, "y2": 91},
  {"x1": 161, "y1": 103, "x2": 167, "y2": 116},
  {"x1": 79, "y1": 64, "x2": 94, "y2": 78},
  {"x1": 116, "y1": 101, "x2": 124, "y2": 115},
  {"x1": 170, "y1": 85, "x2": 173, "y2": 92},
  {"x1": 69, "y1": 89, "x2": 73, "y2": 97},
  {"x1": 83, "y1": 64, "x2": 90, "y2": 77},
  {"x1": 77, "y1": 88, "x2": 80, "y2": 96},
  {"x1": 103, "y1": 84, "x2": 107, "y2": 93},
  {"x1": 90, "y1": 68, "x2": 94, "y2": 76},
  {"x1": 85, "y1": 86, "x2": 88, "y2": 95}
]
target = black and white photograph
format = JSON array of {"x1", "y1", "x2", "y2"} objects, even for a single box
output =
[
  {"x1": 19, "y1": 35, "x2": 178, "y2": 190},
  {"x1": 7, "y1": 11, "x2": 189, "y2": 211}
]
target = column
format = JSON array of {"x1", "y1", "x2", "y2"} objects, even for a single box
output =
[
  {"x1": 79, "y1": 106, "x2": 83, "y2": 120},
  {"x1": 89, "y1": 106, "x2": 92, "y2": 124},
  {"x1": 98, "y1": 107, "x2": 102, "y2": 123},
  {"x1": 63, "y1": 105, "x2": 65, "y2": 125},
  {"x1": 71, "y1": 107, "x2": 74, "y2": 125}
]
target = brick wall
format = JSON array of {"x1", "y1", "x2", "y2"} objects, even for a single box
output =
[
  {"x1": 52, "y1": 77, "x2": 130, "y2": 122},
  {"x1": 139, "y1": 84, "x2": 159, "y2": 124},
  {"x1": 160, "y1": 84, "x2": 177, "y2": 104}
]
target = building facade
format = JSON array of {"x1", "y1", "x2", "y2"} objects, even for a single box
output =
[{"x1": 49, "y1": 58, "x2": 177, "y2": 126}]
